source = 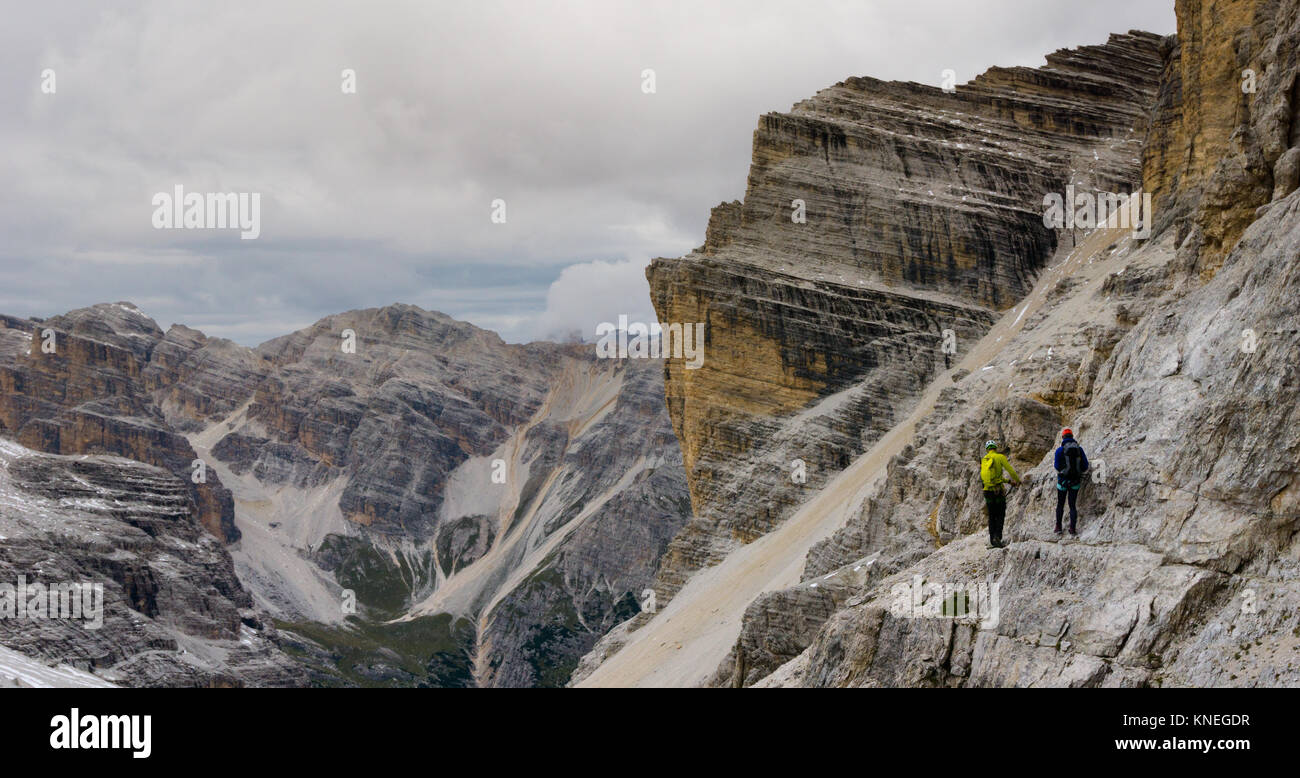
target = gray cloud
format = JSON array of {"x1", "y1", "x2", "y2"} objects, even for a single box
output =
[{"x1": 0, "y1": 0, "x2": 1175, "y2": 345}]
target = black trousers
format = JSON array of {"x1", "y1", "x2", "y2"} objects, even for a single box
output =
[
  {"x1": 984, "y1": 489, "x2": 1006, "y2": 543},
  {"x1": 1055, "y1": 486, "x2": 1079, "y2": 530}
]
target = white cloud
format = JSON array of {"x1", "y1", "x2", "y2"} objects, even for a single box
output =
[{"x1": 522, "y1": 258, "x2": 657, "y2": 344}]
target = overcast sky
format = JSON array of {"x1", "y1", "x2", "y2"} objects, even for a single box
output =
[{"x1": 0, "y1": 0, "x2": 1175, "y2": 345}]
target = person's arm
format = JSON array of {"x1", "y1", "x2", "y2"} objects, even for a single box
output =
[
  {"x1": 1004, "y1": 456, "x2": 1021, "y2": 484},
  {"x1": 1080, "y1": 448, "x2": 1090, "y2": 472},
  {"x1": 1054, "y1": 446, "x2": 1064, "y2": 472}
]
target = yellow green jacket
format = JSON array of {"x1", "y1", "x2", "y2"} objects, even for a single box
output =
[{"x1": 980, "y1": 451, "x2": 1020, "y2": 491}]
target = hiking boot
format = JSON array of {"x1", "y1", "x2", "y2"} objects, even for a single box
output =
[
  {"x1": 1054, "y1": 525, "x2": 1063, "y2": 535},
  {"x1": 1069, "y1": 526, "x2": 1078, "y2": 536}
]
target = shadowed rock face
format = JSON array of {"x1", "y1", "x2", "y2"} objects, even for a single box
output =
[
  {"x1": 471, "y1": 360, "x2": 691, "y2": 687},
  {"x1": 643, "y1": 32, "x2": 1166, "y2": 610},
  {"x1": 0, "y1": 439, "x2": 306, "y2": 687}
]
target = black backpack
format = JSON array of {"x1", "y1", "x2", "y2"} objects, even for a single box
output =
[{"x1": 1061, "y1": 440, "x2": 1084, "y2": 481}]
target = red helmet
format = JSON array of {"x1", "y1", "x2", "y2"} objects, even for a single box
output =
[{"x1": 1062, "y1": 428, "x2": 1073, "y2": 437}]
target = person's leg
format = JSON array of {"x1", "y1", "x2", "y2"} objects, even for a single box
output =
[
  {"x1": 1055, "y1": 486, "x2": 1066, "y2": 532},
  {"x1": 985, "y1": 491, "x2": 997, "y2": 543},
  {"x1": 982, "y1": 491, "x2": 993, "y2": 546},
  {"x1": 982, "y1": 494, "x2": 993, "y2": 543},
  {"x1": 990, "y1": 493, "x2": 1006, "y2": 545},
  {"x1": 1068, "y1": 487, "x2": 1079, "y2": 533}
]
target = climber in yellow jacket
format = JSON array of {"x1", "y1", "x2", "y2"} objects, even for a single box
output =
[{"x1": 980, "y1": 440, "x2": 1020, "y2": 548}]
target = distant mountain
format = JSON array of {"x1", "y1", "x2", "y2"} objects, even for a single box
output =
[{"x1": 0, "y1": 302, "x2": 690, "y2": 686}]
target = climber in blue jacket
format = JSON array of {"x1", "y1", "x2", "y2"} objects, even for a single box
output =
[{"x1": 1054, "y1": 429, "x2": 1089, "y2": 535}]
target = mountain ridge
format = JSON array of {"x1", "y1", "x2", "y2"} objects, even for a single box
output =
[{"x1": 0, "y1": 299, "x2": 691, "y2": 686}]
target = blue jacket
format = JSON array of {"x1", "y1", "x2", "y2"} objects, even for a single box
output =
[{"x1": 1054, "y1": 436, "x2": 1089, "y2": 489}]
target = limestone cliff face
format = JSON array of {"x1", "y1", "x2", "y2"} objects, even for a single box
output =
[
  {"x1": 144, "y1": 323, "x2": 272, "y2": 430},
  {"x1": 0, "y1": 303, "x2": 239, "y2": 542},
  {"x1": 216, "y1": 305, "x2": 554, "y2": 534},
  {"x1": 645, "y1": 32, "x2": 1165, "y2": 606},
  {"x1": 1143, "y1": 0, "x2": 1300, "y2": 273}
]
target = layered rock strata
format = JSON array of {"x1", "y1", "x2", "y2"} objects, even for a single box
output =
[
  {"x1": 0, "y1": 439, "x2": 305, "y2": 686},
  {"x1": 643, "y1": 31, "x2": 1166, "y2": 614},
  {"x1": 0, "y1": 304, "x2": 239, "y2": 541}
]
